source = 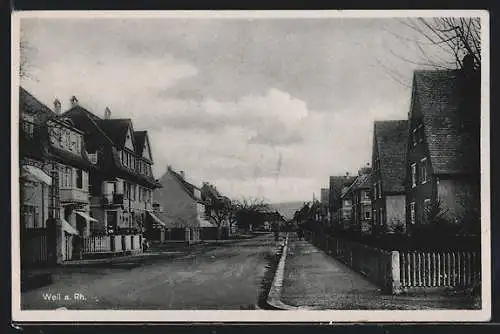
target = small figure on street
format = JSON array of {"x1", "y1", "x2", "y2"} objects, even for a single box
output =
[
  {"x1": 297, "y1": 229, "x2": 303, "y2": 240},
  {"x1": 142, "y1": 237, "x2": 150, "y2": 252},
  {"x1": 274, "y1": 230, "x2": 280, "y2": 241}
]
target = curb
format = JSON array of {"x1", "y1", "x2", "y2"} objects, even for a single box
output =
[{"x1": 265, "y1": 233, "x2": 317, "y2": 310}]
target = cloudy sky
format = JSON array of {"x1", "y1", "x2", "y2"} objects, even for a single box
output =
[{"x1": 19, "y1": 13, "x2": 453, "y2": 203}]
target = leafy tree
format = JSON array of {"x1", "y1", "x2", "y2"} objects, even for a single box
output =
[
  {"x1": 233, "y1": 197, "x2": 270, "y2": 231},
  {"x1": 201, "y1": 182, "x2": 233, "y2": 240}
]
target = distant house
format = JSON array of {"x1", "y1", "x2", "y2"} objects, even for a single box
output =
[
  {"x1": 154, "y1": 166, "x2": 212, "y2": 243},
  {"x1": 63, "y1": 100, "x2": 162, "y2": 238},
  {"x1": 371, "y1": 120, "x2": 408, "y2": 234},
  {"x1": 404, "y1": 68, "x2": 480, "y2": 234},
  {"x1": 342, "y1": 166, "x2": 372, "y2": 233},
  {"x1": 329, "y1": 174, "x2": 356, "y2": 229},
  {"x1": 19, "y1": 88, "x2": 94, "y2": 263}
]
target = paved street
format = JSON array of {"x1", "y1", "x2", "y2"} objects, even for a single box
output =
[
  {"x1": 21, "y1": 234, "x2": 277, "y2": 310},
  {"x1": 281, "y1": 234, "x2": 481, "y2": 310}
]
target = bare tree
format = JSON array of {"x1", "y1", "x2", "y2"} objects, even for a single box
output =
[
  {"x1": 202, "y1": 182, "x2": 233, "y2": 240},
  {"x1": 379, "y1": 17, "x2": 481, "y2": 86},
  {"x1": 398, "y1": 17, "x2": 481, "y2": 70},
  {"x1": 233, "y1": 197, "x2": 270, "y2": 232},
  {"x1": 20, "y1": 32, "x2": 36, "y2": 80}
]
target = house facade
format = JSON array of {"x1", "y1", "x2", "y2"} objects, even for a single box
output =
[
  {"x1": 404, "y1": 68, "x2": 480, "y2": 235},
  {"x1": 371, "y1": 120, "x2": 408, "y2": 234},
  {"x1": 154, "y1": 166, "x2": 211, "y2": 243},
  {"x1": 343, "y1": 166, "x2": 372, "y2": 233},
  {"x1": 329, "y1": 174, "x2": 356, "y2": 230},
  {"x1": 63, "y1": 99, "x2": 162, "y2": 238},
  {"x1": 19, "y1": 88, "x2": 94, "y2": 263}
]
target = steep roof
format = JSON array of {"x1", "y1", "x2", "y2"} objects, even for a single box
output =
[
  {"x1": 374, "y1": 120, "x2": 408, "y2": 193},
  {"x1": 412, "y1": 69, "x2": 480, "y2": 175},
  {"x1": 329, "y1": 175, "x2": 356, "y2": 201},
  {"x1": 19, "y1": 87, "x2": 53, "y2": 120},
  {"x1": 343, "y1": 173, "x2": 372, "y2": 198},
  {"x1": 62, "y1": 105, "x2": 161, "y2": 188},
  {"x1": 19, "y1": 87, "x2": 92, "y2": 170},
  {"x1": 97, "y1": 118, "x2": 134, "y2": 149},
  {"x1": 134, "y1": 131, "x2": 147, "y2": 155},
  {"x1": 62, "y1": 105, "x2": 115, "y2": 152},
  {"x1": 166, "y1": 167, "x2": 204, "y2": 202}
]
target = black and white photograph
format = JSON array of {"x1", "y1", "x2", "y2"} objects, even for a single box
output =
[{"x1": 11, "y1": 10, "x2": 490, "y2": 322}]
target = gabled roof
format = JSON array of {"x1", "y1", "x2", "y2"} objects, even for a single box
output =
[
  {"x1": 19, "y1": 87, "x2": 53, "y2": 120},
  {"x1": 374, "y1": 120, "x2": 408, "y2": 193},
  {"x1": 62, "y1": 105, "x2": 161, "y2": 188},
  {"x1": 98, "y1": 118, "x2": 134, "y2": 150},
  {"x1": 62, "y1": 105, "x2": 115, "y2": 152},
  {"x1": 166, "y1": 167, "x2": 204, "y2": 202},
  {"x1": 134, "y1": 131, "x2": 147, "y2": 155},
  {"x1": 342, "y1": 173, "x2": 371, "y2": 198},
  {"x1": 19, "y1": 87, "x2": 92, "y2": 170},
  {"x1": 329, "y1": 175, "x2": 356, "y2": 201},
  {"x1": 411, "y1": 69, "x2": 480, "y2": 175}
]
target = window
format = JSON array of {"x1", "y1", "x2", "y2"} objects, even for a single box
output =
[
  {"x1": 411, "y1": 163, "x2": 417, "y2": 188},
  {"x1": 412, "y1": 128, "x2": 417, "y2": 147},
  {"x1": 61, "y1": 167, "x2": 72, "y2": 188},
  {"x1": 365, "y1": 210, "x2": 371, "y2": 219},
  {"x1": 76, "y1": 169, "x2": 83, "y2": 189},
  {"x1": 138, "y1": 186, "x2": 142, "y2": 201},
  {"x1": 424, "y1": 198, "x2": 431, "y2": 220},
  {"x1": 88, "y1": 153, "x2": 98, "y2": 164},
  {"x1": 363, "y1": 190, "x2": 370, "y2": 200},
  {"x1": 373, "y1": 184, "x2": 377, "y2": 200},
  {"x1": 420, "y1": 158, "x2": 427, "y2": 184},
  {"x1": 410, "y1": 202, "x2": 416, "y2": 224},
  {"x1": 124, "y1": 182, "x2": 129, "y2": 199},
  {"x1": 378, "y1": 181, "x2": 382, "y2": 199},
  {"x1": 379, "y1": 208, "x2": 384, "y2": 226},
  {"x1": 418, "y1": 124, "x2": 424, "y2": 143},
  {"x1": 22, "y1": 115, "x2": 35, "y2": 137}
]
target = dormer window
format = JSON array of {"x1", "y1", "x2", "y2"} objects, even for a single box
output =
[
  {"x1": 22, "y1": 115, "x2": 35, "y2": 137},
  {"x1": 412, "y1": 128, "x2": 417, "y2": 147},
  {"x1": 411, "y1": 163, "x2": 417, "y2": 188},
  {"x1": 420, "y1": 158, "x2": 428, "y2": 184},
  {"x1": 417, "y1": 124, "x2": 424, "y2": 143}
]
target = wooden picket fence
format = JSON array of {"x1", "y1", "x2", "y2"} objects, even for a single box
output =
[
  {"x1": 399, "y1": 251, "x2": 480, "y2": 289},
  {"x1": 83, "y1": 235, "x2": 111, "y2": 254},
  {"x1": 304, "y1": 231, "x2": 480, "y2": 294},
  {"x1": 82, "y1": 234, "x2": 144, "y2": 256}
]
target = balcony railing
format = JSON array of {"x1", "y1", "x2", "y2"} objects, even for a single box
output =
[{"x1": 102, "y1": 192, "x2": 124, "y2": 206}]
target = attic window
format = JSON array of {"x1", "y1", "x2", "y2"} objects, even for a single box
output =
[{"x1": 417, "y1": 124, "x2": 424, "y2": 143}]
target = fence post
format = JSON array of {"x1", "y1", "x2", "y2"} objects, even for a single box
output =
[{"x1": 390, "y1": 251, "x2": 402, "y2": 295}]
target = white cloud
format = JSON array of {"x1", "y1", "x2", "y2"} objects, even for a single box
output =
[{"x1": 18, "y1": 17, "x2": 420, "y2": 203}]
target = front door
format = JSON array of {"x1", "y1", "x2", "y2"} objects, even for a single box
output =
[{"x1": 106, "y1": 210, "x2": 117, "y2": 234}]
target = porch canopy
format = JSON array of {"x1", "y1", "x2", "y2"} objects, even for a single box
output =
[
  {"x1": 21, "y1": 165, "x2": 52, "y2": 185},
  {"x1": 61, "y1": 218, "x2": 79, "y2": 235},
  {"x1": 75, "y1": 211, "x2": 98, "y2": 223},
  {"x1": 147, "y1": 211, "x2": 166, "y2": 228}
]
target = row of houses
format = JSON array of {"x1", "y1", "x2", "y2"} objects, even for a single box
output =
[
  {"x1": 19, "y1": 87, "x2": 232, "y2": 266},
  {"x1": 322, "y1": 63, "x2": 480, "y2": 236}
]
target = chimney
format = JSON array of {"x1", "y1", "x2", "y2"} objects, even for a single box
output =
[
  {"x1": 345, "y1": 172, "x2": 350, "y2": 178},
  {"x1": 53, "y1": 98, "x2": 61, "y2": 114},
  {"x1": 104, "y1": 107, "x2": 112, "y2": 119},
  {"x1": 462, "y1": 53, "x2": 475, "y2": 72},
  {"x1": 70, "y1": 96, "x2": 78, "y2": 107},
  {"x1": 179, "y1": 171, "x2": 185, "y2": 179}
]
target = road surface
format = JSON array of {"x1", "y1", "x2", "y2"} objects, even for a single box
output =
[{"x1": 21, "y1": 234, "x2": 277, "y2": 310}]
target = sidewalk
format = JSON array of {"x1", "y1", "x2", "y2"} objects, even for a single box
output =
[{"x1": 280, "y1": 235, "x2": 481, "y2": 310}]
